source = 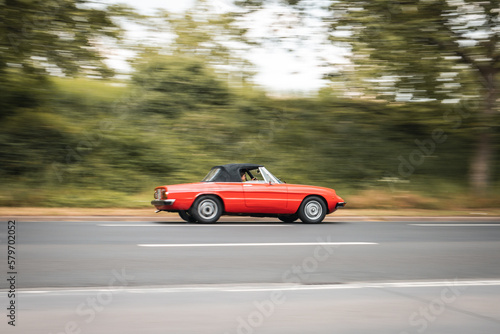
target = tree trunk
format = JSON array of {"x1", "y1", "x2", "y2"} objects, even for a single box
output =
[
  {"x1": 470, "y1": 131, "x2": 493, "y2": 194},
  {"x1": 469, "y1": 70, "x2": 497, "y2": 194}
]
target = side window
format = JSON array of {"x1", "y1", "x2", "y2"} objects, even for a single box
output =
[
  {"x1": 243, "y1": 168, "x2": 264, "y2": 182},
  {"x1": 239, "y1": 169, "x2": 247, "y2": 182}
]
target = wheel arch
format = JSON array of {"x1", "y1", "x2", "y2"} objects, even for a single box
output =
[
  {"x1": 192, "y1": 193, "x2": 226, "y2": 212},
  {"x1": 297, "y1": 194, "x2": 328, "y2": 213}
]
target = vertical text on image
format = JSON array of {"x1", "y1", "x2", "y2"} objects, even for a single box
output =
[{"x1": 6, "y1": 220, "x2": 17, "y2": 326}]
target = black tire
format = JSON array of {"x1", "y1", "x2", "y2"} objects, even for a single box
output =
[
  {"x1": 179, "y1": 210, "x2": 197, "y2": 223},
  {"x1": 189, "y1": 196, "x2": 223, "y2": 224},
  {"x1": 278, "y1": 214, "x2": 299, "y2": 223},
  {"x1": 298, "y1": 196, "x2": 326, "y2": 224}
]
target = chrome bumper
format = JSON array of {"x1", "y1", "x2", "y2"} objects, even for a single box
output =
[
  {"x1": 151, "y1": 199, "x2": 176, "y2": 206},
  {"x1": 335, "y1": 202, "x2": 346, "y2": 209}
]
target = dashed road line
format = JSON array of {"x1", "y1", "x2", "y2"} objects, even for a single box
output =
[{"x1": 137, "y1": 242, "x2": 378, "y2": 247}]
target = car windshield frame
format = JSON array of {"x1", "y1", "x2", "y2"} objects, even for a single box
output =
[{"x1": 258, "y1": 167, "x2": 283, "y2": 184}]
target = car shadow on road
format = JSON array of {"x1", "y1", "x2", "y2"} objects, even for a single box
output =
[{"x1": 151, "y1": 220, "x2": 345, "y2": 225}]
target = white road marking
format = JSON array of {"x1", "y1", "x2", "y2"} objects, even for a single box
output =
[
  {"x1": 410, "y1": 224, "x2": 500, "y2": 227},
  {"x1": 226, "y1": 280, "x2": 500, "y2": 292},
  {"x1": 98, "y1": 224, "x2": 291, "y2": 227},
  {"x1": 137, "y1": 242, "x2": 378, "y2": 247},
  {"x1": 15, "y1": 280, "x2": 500, "y2": 295},
  {"x1": 22, "y1": 291, "x2": 50, "y2": 294}
]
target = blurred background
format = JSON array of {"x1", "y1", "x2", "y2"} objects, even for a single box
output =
[{"x1": 0, "y1": 0, "x2": 499, "y2": 210}]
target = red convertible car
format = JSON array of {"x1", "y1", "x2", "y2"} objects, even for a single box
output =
[{"x1": 151, "y1": 163, "x2": 345, "y2": 224}]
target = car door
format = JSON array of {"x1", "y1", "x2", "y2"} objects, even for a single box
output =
[
  {"x1": 243, "y1": 182, "x2": 288, "y2": 213},
  {"x1": 209, "y1": 182, "x2": 245, "y2": 213}
]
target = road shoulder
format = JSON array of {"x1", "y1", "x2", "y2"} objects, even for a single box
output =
[{"x1": 1, "y1": 207, "x2": 499, "y2": 222}]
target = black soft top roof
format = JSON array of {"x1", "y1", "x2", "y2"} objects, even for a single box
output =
[{"x1": 208, "y1": 163, "x2": 263, "y2": 182}]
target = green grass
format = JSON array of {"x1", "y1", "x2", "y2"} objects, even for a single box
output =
[{"x1": 1, "y1": 179, "x2": 499, "y2": 210}]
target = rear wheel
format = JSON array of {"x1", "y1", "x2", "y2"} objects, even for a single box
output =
[
  {"x1": 278, "y1": 214, "x2": 299, "y2": 223},
  {"x1": 179, "y1": 210, "x2": 196, "y2": 223},
  {"x1": 189, "y1": 196, "x2": 223, "y2": 224},
  {"x1": 298, "y1": 196, "x2": 326, "y2": 224}
]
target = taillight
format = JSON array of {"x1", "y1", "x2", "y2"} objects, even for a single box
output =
[{"x1": 155, "y1": 188, "x2": 167, "y2": 199}]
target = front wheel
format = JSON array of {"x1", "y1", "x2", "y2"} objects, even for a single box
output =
[
  {"x1": 189, "y1": 196, "x2": 223, "y2": 224},
  {"x1": 298, "y1": 196, "x2": 326, "y2": 224}
]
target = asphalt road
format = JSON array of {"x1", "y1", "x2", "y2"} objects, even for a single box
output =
[{"x1": 1, "y1": 217, "x2": 500, "y2": 333}]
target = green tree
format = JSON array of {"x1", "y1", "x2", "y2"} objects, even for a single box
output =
[
  {"x1": 0, "y1": 0, "x2": 119, "y2": 77},
  {"x1": 155, "y1": 0, "x2": 255, "y2": 86},
  {"x1": 324, "y1": 0, "x2": 499, "y2": 193}
]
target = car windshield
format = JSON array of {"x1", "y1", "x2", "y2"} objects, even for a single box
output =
[
  {"x1": 202, "y1": 168, "x2": 221, "y2": 182},
  {"x1": 260, "y1": 167, "x2": 283, "y2": 184}
]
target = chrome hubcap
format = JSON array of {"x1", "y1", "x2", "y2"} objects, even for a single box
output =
[
  {"x1": 305, "y1": 201, "x2": 322, "y2": 220},
  {"x1": 198, "y1": 199, "x2": 218, "y2": 220}
]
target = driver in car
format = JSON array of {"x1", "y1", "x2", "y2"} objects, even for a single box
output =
[{"x1": 240, "y1": 169, "x2": 257, "y2": 182}]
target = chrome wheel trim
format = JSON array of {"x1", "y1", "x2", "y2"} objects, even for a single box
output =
[
  {"x1": 198, "y1": 199, "x2": 218, "y2": 220},
  {"x1": 304, "y1": 200, "x2": 323, "y2": 221}
]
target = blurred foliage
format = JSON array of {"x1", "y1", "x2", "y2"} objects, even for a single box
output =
[
  {"x1": 0, "y1": 0, "x2": 499, "y2": 208},
  {"x1": 323, "y1": 0, "x2": 500, "y2": 193},
  {"x1": 120, "y1": 0, "x2": 256, "y2": 87},
  {"x1": 131, "y1": 55, "x2": 231, "y2": 116},
  {"x1": 0, "y1": 0, "x2": 119, "y2": 78},
  {"x1": 235, "y1": 0, "x2": 500, "y2": 193},
  {"x1": 1, "y1": 58, "x2": 498, "y2": 207}
]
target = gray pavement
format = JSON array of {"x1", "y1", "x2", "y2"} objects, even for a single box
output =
[{"x1": 1, "y1": 218, "x2": 499, "y2": 333}]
